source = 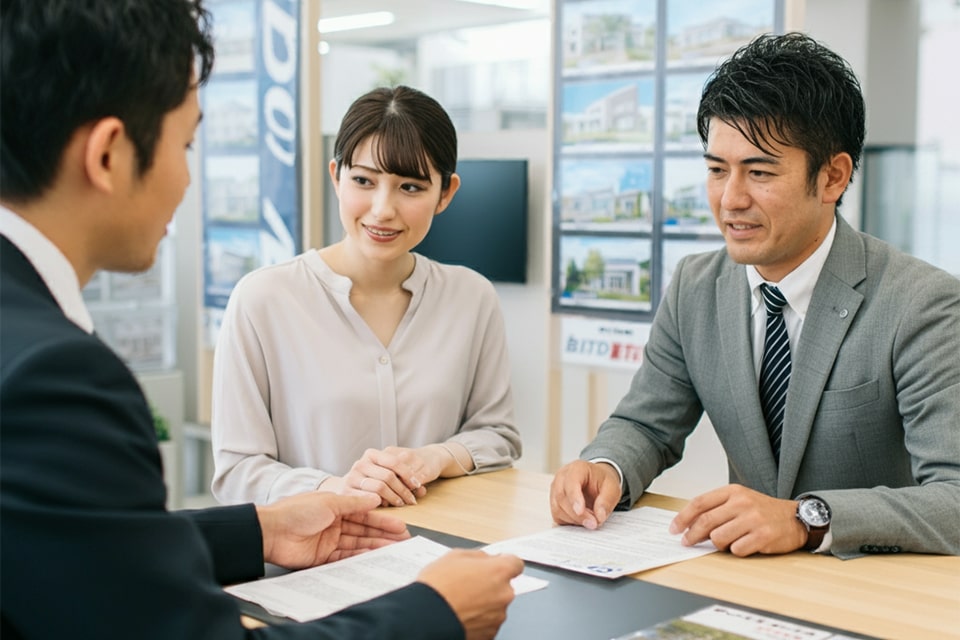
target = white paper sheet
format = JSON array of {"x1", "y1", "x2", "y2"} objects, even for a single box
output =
[
  {"x1": 482, "y1": 507, "x2": 717, "y2": 579},
  {"x1": 226, "y1": 536, "x2": 547, "y2": 622}
]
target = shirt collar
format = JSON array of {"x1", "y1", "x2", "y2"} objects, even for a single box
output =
[
  {"x1": 0, "y1": 205, "x2": 95, "y2": 333},
  {"x1": 746, "y1": 216, "x2": 838, "y2": 319},
  {"x1": 310, "y1": 250, "x2": 430, "y2": 296}
]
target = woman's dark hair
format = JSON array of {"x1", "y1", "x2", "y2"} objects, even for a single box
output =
[
  {"x1": 333, "y1": 85, "x2": 458, "y2": 191},
  {"x1": 697, "y1": 32, "x2": 865, "y2": 199},
  {"x1": 1, "y1": 0, "x2": 216, "y2": 202}
]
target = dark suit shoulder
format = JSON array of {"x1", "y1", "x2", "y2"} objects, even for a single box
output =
[
  {"x1": 1, "y1": 249, "x2": 93, "y2": 374},
  {"x1": 1, "y1": 266, "x2": 246, "y2": 636}
]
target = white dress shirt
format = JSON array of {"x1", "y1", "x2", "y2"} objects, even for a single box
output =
[
  {"x1": 746, "y1": 218, "x2": 837, "y2": 378},
  {"x1": 0, "y1": 205, "x2": 93, "y2": 333}
]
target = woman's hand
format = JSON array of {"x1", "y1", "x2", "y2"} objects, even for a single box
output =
[{"x1": 340, "y1": 443, "x2": 474, "y2": 507}]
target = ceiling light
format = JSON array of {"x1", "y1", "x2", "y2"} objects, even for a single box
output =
[
  {"x1": 317, "y1": 11, "x2": 395, "y2": 34},
  {"x1": 457, "y1": 0, "x2": 544, "y2": 8}
]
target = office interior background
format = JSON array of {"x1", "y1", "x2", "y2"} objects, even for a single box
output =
[{"x1": 99, "y1": 0, "x2": 959, "y2": 508}]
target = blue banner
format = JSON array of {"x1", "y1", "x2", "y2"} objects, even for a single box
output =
[
  {"x1": 200, "y1": 0, "x2": 300, "y2": 342},
  {"x1": 258, "y1": 0, "x2": 300, "y2": 268}
]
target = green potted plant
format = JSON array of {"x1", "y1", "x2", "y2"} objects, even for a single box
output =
[
  {"x1": 151, "y1": 405, "x2": 178, "y2": 508},
  {"x1": 152, "y1": 406, "x2": 171, "y2": 442}
]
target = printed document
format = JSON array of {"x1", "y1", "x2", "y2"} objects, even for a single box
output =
[
  {"x1": 483, "y1": 506, "x2": 717, "y2": 579},
  {"x1": 226, "y1": 536, "x2": 547, "y2": 622}
]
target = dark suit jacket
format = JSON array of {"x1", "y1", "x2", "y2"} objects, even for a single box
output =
[
  {"x1": 0, "y1": 236, "x2": 462, "y2": 639},
  {"x1": 583, "y1": 216, "x2": 960, "y2": 559}
]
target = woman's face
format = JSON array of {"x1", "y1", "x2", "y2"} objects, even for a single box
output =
[{"x1": 329, "y1": 136, "x2": 460, "y2": 266}]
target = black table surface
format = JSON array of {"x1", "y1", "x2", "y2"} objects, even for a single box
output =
[{"x1": 235, "y1": 524, "x2": 877, "y2": 639}]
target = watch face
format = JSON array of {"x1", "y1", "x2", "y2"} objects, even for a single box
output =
[{"x1": 799, "y1": 498, "x2": 831, "y2": 527}]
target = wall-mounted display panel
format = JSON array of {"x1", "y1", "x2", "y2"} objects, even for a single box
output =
[{"x1": 552, "y1": 0, "x2": 782, "y2": 321}]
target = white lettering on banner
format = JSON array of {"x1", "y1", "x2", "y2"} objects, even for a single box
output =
[
  {"x1": 262, "y1": 1, "x2": 296, "y2": 167},
  {"x1": 262, "y1": 2, "x2": 296, "y2": 82},
  {"x1": 263, "y1": 87, "x2": 296, "y2": 166},
  {"x1": 260, "y1": 197, "x2": 296, "y2": 265}
]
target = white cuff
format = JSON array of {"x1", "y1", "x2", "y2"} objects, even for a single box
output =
[{"x1": 587, "y1": 457, "x2": 625, "y2": 493}]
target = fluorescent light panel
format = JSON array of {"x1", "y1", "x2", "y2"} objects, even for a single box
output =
[
  {"x1": 317, "y1": 11, "x2": 395, "y2": 34},
  {"x1": 457, "y1": 0, "x2": 544, "y2": 8}
]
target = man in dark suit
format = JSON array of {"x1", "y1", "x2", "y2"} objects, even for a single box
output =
[
  {"x1": 550, "y1": 33, "x2": 960, "y2": 559},
  {"x1": 0, "y1": 1, "x2": 522, "y2": 638}
]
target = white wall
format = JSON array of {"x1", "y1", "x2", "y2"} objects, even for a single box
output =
[
  {"x1": 320, "y1": 44, "x2": 414, "y2": 134},
  {"x1": 458, "y1": 129, "x2": 552, "y2": 472},
  {"x1": 803, "y1": 0, "x2": 921, "y2": 230}
]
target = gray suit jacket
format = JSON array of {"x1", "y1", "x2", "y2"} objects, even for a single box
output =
[{"x1": 582, "y1": 216, "x2": 960, "y2": 559}]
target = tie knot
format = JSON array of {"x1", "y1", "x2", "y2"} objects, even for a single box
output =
[{"x1": 760, "y1": 284, "x2": 787, "y2": 314}]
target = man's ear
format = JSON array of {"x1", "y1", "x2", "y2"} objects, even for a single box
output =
[
  {"x1": 83, "y1": 117, "x2": 127, "y2": 194},
  {"x1": 821, "y1": 152, "x2": 854, "y2": 205},
  {"x1": 434, "y1": 173, "x2": 461, "y2": 216}
]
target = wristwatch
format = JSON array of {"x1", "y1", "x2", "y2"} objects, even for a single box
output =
[{"x1": 796, "y1": 495, "x2": 831, "y2": 550}]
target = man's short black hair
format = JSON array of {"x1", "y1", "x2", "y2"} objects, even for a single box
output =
[
  {"x1": 1, "y1": 0, "x2": 216, "y2": 202},
  {"x1": 698, "y1": 32, "x2": 866, "y2": 198}
]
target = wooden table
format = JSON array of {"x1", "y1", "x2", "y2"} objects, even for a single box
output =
[{"x1": 389, "y1": 468, "x2": 960, "y2": 640}]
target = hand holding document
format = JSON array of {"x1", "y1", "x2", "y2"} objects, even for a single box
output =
[
  {"x1": 226, "y1": 536, "x2": 547, "y2": 623},
  {"x1": 483, "y1": 506, "x2": 717, "y2": 579}
]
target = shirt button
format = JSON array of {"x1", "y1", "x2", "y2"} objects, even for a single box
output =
[{"x1": 379, "y1": 355, "x2": 389, "y2": 365}]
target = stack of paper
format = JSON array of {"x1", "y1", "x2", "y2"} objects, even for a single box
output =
[
  {"x1": 483, "y1": 507, "x2": 717, "y2": 579},
  {"x1": 226, "y1": 536, "x2": 547, "y2": 622}
]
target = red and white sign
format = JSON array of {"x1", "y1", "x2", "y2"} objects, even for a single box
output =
[{"x1": 560, "y1": 316, "x2": 651, "y2": 371}]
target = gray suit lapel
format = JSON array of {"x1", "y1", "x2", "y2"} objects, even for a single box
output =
[
  {"x1": 716, "y1": 261, "x2": 779, "y2": 494},
  {"x1": 778, "y1": 216, "x2": 866, "y2": 497}
]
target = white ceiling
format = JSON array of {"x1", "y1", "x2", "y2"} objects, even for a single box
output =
[{"x1": 318, "y1": 0, "x2": 551, "y2": 46}]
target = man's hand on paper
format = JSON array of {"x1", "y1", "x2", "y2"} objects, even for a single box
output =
[
  {"x1": 550, "y1": 460, "x2": 622, "y2": 530},
  {"x1": 256, "y1": 492, "x2": 411, "y2": 570},
  {"x1": 417, "y1": 549, "x2": 525, "y2": 640},
  {"x1": 669, "y1": 484, "x2": 808, "y2": 556}
]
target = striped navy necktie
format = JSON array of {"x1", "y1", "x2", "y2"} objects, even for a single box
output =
[{"x1": 759, "y1": 284, "x2": 791, "y2": 463}]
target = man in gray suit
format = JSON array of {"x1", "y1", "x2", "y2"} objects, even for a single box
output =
[{"x1": 550, "y1": 33, "x2": 959, "y2": 559}]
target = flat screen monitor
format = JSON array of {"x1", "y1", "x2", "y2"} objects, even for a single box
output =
[{"x1": 415, "y1": 158, "x2": 528, "y2": 283}]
